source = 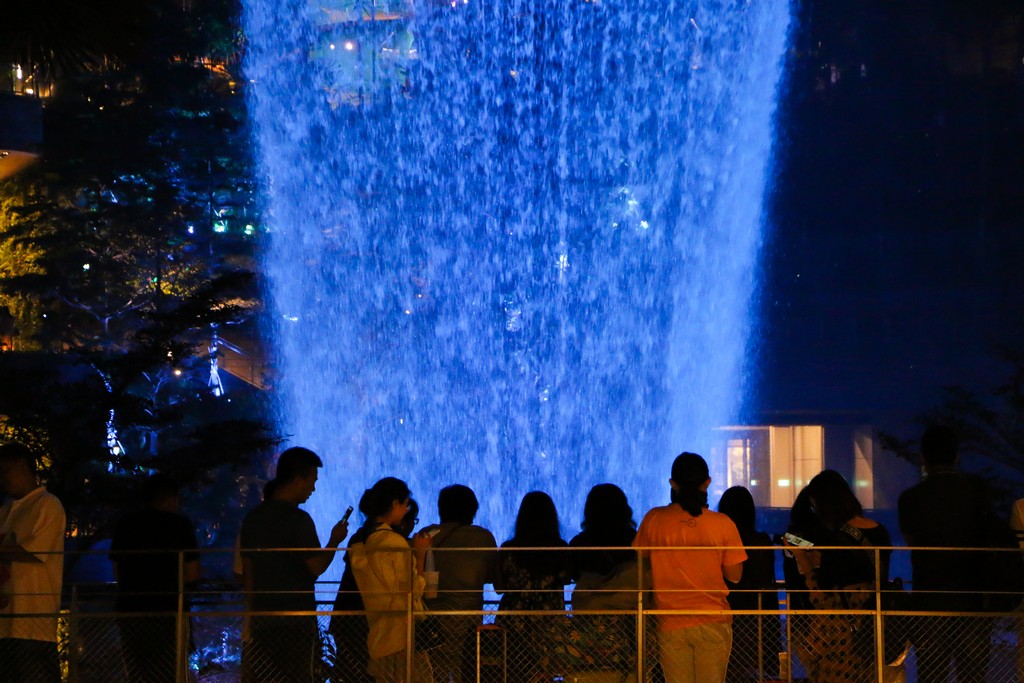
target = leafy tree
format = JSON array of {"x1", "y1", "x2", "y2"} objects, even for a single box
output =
[
  {"x1": 878, "y1": 349, "x2": 1024, "y2": 510},
  {"x1": 0, "y1": 0, "x2": 276, "y2": 536}
]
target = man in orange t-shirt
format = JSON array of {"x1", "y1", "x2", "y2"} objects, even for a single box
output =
[{"x1": 634, "y1": 452, "x2": 746, "y2": 683}]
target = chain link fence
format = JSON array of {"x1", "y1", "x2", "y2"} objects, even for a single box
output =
[{"x1": 1, "y1": 546, "x2": 1021, "y2": 682}]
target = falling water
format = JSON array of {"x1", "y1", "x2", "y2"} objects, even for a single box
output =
[{"x1": 242, "y1": 0, "x2": 791, "y2": 539}]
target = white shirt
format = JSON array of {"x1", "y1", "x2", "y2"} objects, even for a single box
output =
[
  {"x1": 0, "y1": 486, "x2": 66, "y2": 641},
  {"x1": 350, "y1": 524, "x2": 425, "y2": 659}
]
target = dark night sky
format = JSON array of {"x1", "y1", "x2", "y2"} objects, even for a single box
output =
[{"x1": 757, "y1": 0, "x2": 1024, "y2": 425}]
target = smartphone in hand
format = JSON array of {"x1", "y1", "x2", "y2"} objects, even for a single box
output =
[{"x1": 783, "y1": 532, "x2": 813, "y2": 548}]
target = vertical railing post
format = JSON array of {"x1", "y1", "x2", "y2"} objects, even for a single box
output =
[
  {"x1": 68, "y1": 583, "x2": 79, "y2": 682},
  {"x1": 636, "y1": 547, "x2": 645, "y2": 683},
  {"x1": 874, "y1": 547, "x2": 884, "y2": 683},
  {"x1": 757, "y1": 590, "x2": 764, "y2": 682},
  {"x1": 175, "y1": 549, "x2": 186, "y2": 683},
  {"x1": 406, "y1": 544, "x2": 415, "y2": 680},
  {"x1": 783, "y1": 583, "x2": 792, "y2": 683}
]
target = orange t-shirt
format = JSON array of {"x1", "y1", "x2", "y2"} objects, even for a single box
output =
[{"x1": 634, "y1": 504, "x2": 747, "y2": 631}]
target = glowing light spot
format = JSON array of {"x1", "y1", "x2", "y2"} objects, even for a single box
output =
[
  {"x1": 174, "y1": 369, "x2": 183, "y2": 376},
  {"x1": 344, "y1": 41, "x2": 356, "y2": 51},
  {"x1": 639, "y1": 220, "x2": 650, "y2": 230},
  {"x1": 82, "y1": 263, "x2": 90, "y2": 271},
  {"x1": 778, "y1": 479, "x2": 791, "y2": 487},
  {"x1": 329, "y1": 44, "x2": 336, "y2": 50}
]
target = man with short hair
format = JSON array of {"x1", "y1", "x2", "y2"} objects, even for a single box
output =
[
  {"x1": 240, "y1": 447, "x2": 349, "y2": 683},
  {"x1": 0, "y1": 443, "x2": 66, "y2": 683},
  {"x1": 898, "y1": 425, "x2": 992, "y2": 683},
  {"x1": 419, "y1": 484, "x2": 498, "y2": 682},
  {"x1": 110, "y1": 474, "x2": 200, "y2": 683}
]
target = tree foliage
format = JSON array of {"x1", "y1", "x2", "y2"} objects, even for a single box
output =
[
  {"x1": 0, "y1": 0, "x2": 277, "y2": 536},
  {"x1": 878, "y1": 349, "x2": 1024, "y2": 509}
]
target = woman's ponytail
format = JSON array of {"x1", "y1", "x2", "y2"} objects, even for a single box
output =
[{"x1": 670, "y1": 452, "x2": 711, "y2": 517}]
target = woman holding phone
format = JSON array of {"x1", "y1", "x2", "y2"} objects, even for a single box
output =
[
  {"x1": 787, "y1": 470, "x2": 891, "y2": 683},
  {"x1": 349, "y1": 478, "x2": 433, "y2": 682}
]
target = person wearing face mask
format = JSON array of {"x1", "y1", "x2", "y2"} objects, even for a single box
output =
[{"x1": 239, "y1": 447, "x2": 349, "y2": 683}]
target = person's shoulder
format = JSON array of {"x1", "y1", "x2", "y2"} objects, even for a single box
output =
[
  {"x1": 24, "y1": 487, "x2": 65, "y2": 517},
  {"x1": 640, "y1": 504, "x2": 675, "y2": 521},
  {"x1": 241, "y1": 501, "x2": 268, "y2": 525},
  {"x1": 39, "y1": 488, "x2": 65, "y2": 509},
  {"x1": 367, "y1": 524, "x2": 404, "y2": 547},
  {"x1": 869, "y1": 522, "x2": 892, "y2": 545},
  {"x1": 898, "y1": 480, "x2": 927, "y2": 509},
  {"x1": 240, "y1": 501, "x2": 276, "y2": 538},
  {"x1": 701, "y1": 508, "x2": 735, "y2": 525},
  {"x1": 702, "y1": 509, "x2": 742, "y2": 534},
  {"x1": 463, "y1": 524, "x2": 497, "y2": 545}
]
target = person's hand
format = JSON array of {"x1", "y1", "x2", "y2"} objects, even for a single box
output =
[
  {"x1": 787, "y1": 543, "x2": 820, "y2": 576},
  {"x1": 329, "y1": 519, "x2": 349, "y2": 546},
  {"x1": 412, "y1": 530, "x2": 432, "y2": 551},
  {"x1": 412, "y1": 530, "x2": 432, "y2": 568}
]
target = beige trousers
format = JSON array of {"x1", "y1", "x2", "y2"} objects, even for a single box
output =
[{"x1": 658, "y1": 621, "x2": 732, "y2": 683}]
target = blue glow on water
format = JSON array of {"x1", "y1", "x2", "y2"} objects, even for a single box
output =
[{"x1": 242, "y1": 0, "x2": 791, "y2": 544}]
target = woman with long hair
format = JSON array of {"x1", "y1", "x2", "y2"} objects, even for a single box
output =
[
  {"x1": 495, "y1": 491, "x2": 570, "y2": 680},
  {"x1": 349, "y1": 478, "x2": 433, "y2": 682},
  {"x1": 717, "y1": 486, "x2": 781, "y2": 681},
  {"x1": 788, "y1": 470, "x2": 891, "y2": 683},
  {"x1": 569, "y1": 484, "x2": 640, "y2": 673}
]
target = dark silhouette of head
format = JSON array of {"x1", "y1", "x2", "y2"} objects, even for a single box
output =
[
  {"x1": 920, "y1": 425, "x2": 959, "y2": 468},
  {"x1": 0, "y1": 442, "x2": 37, "y2": 475},
  {"x1": 789, "y1": 485, "x2": 819, "y2": 535},
  {"x1": 360, "y1": 477, "x2": 412, "y2": 520},
  {"x1": 670, "y1": 452, "x2": 710, "y2": 517},
  {"x1": 581, "y1": 483, "x2": 635, "y2": 534},
  {"x1": 513, "y1": 491, "x2": 562, "y2": 546},
  {"x1": 438, "y1": 484, "x2": 479, "y2": 525},
  {"x1": 274, "y1": 447, "x2": 323, "y2": 484},
  {"x1": 0, "y1": 442, "x2": 38, "y2": 499},
  {"x1": 806, "y1": 469, "x2": 863, "y2": 530},
  {"x1": 718, "y1": 486, "x2": 756, "y2": 534}
]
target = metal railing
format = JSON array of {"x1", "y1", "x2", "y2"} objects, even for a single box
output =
[{"x1": 1, "y1": 545, "x2": 1021, "y2": 682}]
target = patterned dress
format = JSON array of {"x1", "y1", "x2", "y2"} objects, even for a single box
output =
[
  {"x1": 798, "y1": 523, "x2": 891, "y2": 683},
  {"x1": 495, "y1": 541, "x2": 570, "y2": 680}
]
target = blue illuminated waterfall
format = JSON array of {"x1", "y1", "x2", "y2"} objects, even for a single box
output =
[{"x1": 242, "y1": 0, "x2": 791, "y2": 538}]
